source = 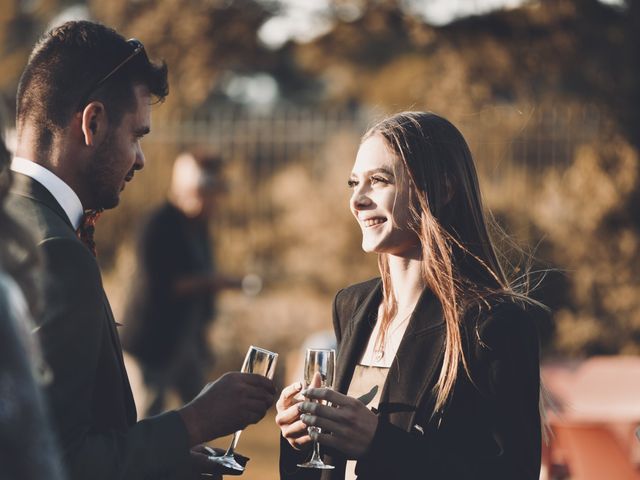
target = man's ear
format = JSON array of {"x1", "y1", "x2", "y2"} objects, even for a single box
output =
[{"x1": 80, "y1": 101, "x2": 108, "y2": 147}]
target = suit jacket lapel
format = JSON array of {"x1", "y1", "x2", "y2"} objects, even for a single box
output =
[
  {"x1": 334, "y1": 281, "x2": 382, "y2": 395},
  {"x1": 380, "y1": 289, "x2": 446, "y2": 430},
  {"x1": 10, "y1": 172, "x2": 74, "y2": 229},
  {"x1": 102, "y1": 294, "x2": 138, "y2": 424},
  {"x1": 336, "y1": 282, "x2": 447, "y2": 431}
]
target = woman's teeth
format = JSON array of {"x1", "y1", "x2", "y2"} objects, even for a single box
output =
[{"x1": 364, "y1": 217, "x2": 386, "y2": 227}]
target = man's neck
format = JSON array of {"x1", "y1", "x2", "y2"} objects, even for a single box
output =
[
  {"x1": 17, "y1": 120, "x2": 80, "y2": 170},
  {"x1": 16, "y1": 123, "x2": 48, "y2": 164},
  {"x1": 16, "y1": 129, "x2": 87, "y2": 206},
  {"x1": 11, "y1": 157, "x2": 85, "y2": 229}
]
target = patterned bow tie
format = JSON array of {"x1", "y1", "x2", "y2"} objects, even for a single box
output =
[{"x1": 76, "y1": 209, "x2": 103, "y2": 257}]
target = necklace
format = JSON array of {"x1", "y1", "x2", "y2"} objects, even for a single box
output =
[{"x1": 372, "y1": 311, "x2": 413, "y2": 361}]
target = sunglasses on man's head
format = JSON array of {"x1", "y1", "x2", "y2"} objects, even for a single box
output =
[{"x1": 79, "y1": 38, "x2": 146, "y2": 106}]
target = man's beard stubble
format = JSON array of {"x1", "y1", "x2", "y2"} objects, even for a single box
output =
[{"x1": 85, "y1": 133, "x2": 121, "y2": 211}]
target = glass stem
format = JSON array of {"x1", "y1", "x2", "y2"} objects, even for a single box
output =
[
  {"x1": 309, "y1": 427, "x2": 321, "y2": 462},
  {"x1": 224, "y1": 430, "x2": 242, "y2": 457},
  {"x1": 310, "y1": 438, "x2": 322, "y2": 462}
]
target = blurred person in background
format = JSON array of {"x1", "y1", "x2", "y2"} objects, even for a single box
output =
[
  {"x1": 277, "y1": 111, "x2": 542, "y2": 479},
  {"x1": 0, "y1": 117, "x2": 66, "y2": 479},
  {"x1": 6, "y1": 21, "x2": 274, "y2": 480},
  {"x1": 122, "y1": 150, "x2": 244, "y2": 417}
]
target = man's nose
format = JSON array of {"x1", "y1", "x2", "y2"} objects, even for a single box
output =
[{"x1": 135, "y1": 145, "x2": 145, "y2": 171}]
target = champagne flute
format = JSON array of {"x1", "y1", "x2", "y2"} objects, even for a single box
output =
[
  {"x1": 209, "y1": 345, "x2": 278, "y2": 472},
  {"x1": 297, "y1": 348, "x2": 336, "y2": 470}
]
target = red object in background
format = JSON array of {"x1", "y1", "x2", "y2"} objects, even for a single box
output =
[
  {"x1": 542, "y1": 356, "x2": 640, "y2": 479},
  {"x1": 551, "y1": 422, "x2": 640, "y2": 480}
]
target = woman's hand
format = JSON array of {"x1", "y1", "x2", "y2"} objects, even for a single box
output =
[
  {"x1": 275, "y1": 382, "x2": 312, "y2": 450},
  {"x1": 299, "y1": 388, "x2": 379, "y2": 459}
]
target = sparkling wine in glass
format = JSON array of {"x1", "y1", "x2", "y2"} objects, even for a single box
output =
[
  {"x1": 209, "y1": 345, "x2": 278, "y2": 472},
  {"x1": 297, "y1": 348, "x2": 336, "y2": 470}
]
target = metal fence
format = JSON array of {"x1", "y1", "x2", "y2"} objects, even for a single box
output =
[
  {"x1": 145, "y1": 103, "x2": 608, "y2": 204},
  {"x1": 151, "y1": 103, "x2": 606, "y2": 171},
  {"x1": 101, "y1": 103, "x2": 609, "y2": 269}
]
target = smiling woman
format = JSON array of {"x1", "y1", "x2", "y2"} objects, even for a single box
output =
[
  {"x1": 276, "y1": 111, "x2": 544, "y2": 480},
  {"x1": 348, "y1": 135, "x2": 418, "y2": 257}
]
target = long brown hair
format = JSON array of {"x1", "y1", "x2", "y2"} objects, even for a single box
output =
[{"x1": 364, "y1": 111, "x2": 533, "y2": 414}]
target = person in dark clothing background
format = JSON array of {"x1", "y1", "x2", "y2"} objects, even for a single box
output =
[{"x1": 122, "y1": 151, "x2": 243, "y2": 416}]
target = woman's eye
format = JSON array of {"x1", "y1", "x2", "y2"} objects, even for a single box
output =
[
  {"x1": 347, "y1": 179, "x2": 358, "y2": 188},
  {"x1": 370, "y1": 175, "x2": 389, "y2": 185}
]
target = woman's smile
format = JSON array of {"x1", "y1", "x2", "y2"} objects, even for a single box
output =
[{"x1": 362, "y1": 216, "x2": 387, "y2": 228}]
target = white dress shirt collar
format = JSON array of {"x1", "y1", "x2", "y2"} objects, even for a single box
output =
[{"x1": 10, "y1": 156, "x2": 84, "y2": 230}]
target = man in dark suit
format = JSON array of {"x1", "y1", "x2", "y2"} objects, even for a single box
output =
[{"x1": 6, "y1": 21, "x2": 274, "y2": 480}]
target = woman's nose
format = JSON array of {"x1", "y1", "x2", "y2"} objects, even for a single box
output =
[{"x1": 350, "y1": 189, "x2": 372, "y2": 211}]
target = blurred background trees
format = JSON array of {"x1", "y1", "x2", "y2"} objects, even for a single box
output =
[{"x1": 1, "y1": 0, "x2": 639, "y2": 359}]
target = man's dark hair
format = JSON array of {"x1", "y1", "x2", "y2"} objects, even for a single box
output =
[{"x1": 16, "y1": 21, "x2": 168, "y2": 154}]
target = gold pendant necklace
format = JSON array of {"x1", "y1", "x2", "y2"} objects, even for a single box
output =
[{"x1": 373, "y1": 311, "x2": 412, "y2": 360}]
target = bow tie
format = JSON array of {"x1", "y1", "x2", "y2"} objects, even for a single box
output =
[{"x1": 76, "y1": 209, "x2": 103, "y2": 257}]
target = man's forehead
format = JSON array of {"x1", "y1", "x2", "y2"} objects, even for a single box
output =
[
  {"x1": 131, "y1": 84, "x2": 152, "y2": 109},
  {"x1": 132, "y1": 83, "x2": 152, "y2": 97},
  {"x1": 129, "y1": 84, "x2": 152, "y2": 126}
]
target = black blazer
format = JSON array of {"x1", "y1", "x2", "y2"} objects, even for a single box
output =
[
  {"x1": 280, "y1": 278, "x2": 541, "y2": 479},
  {"x1": 7, "y1": 173, "x2": 191, "y2": 480}
]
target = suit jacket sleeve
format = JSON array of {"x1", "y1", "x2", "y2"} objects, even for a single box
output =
[
  {"x1": 39, "y1": 237, "x2": 191, "y2": 480},
  {"x1": 356, "y1": 302, "x2": 542, "y2": 480}
]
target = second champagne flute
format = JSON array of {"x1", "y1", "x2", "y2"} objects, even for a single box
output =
[
  {"x1": 297, "y1": 348, "x2": 336, "y2": 470},
  {"x1": 209, "y1": 345, "x2": 278, "y2": 472}
]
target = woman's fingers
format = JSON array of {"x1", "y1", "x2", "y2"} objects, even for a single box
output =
[
  {"x1": 276, "y1": 382, "x2": 312, "y2": 453},
  {"x1": 310, "y1": 430, "x2": 342, "y2": 451},
  {"x1": 276, "y1": 402, "x2": 304, "y2": 427},
  {"x1": 281, "y1": 418, "x2": 313, "y2": 450},
  {"x1": 281, "y1": 418, "x2": 309, "y2": 439},
  {"x1": 300, "y1": 413, "x2": 344, "y2": 437},
  {"x1": 276, "y1": 382, "x2": 303, "y2": 411},
  {"x1": 310, "y1": 371, "x2": 325, "y2": 388},
  {"x1": 288, "y1": 433, "x2": 313, "y2": 450},
  {"x1": 303, "y1": 387, "x2": 351, "y2": 407},
  {"x1": 286, "y1": 420, "x2": 313, "y2": 448},
  {"x1": 298, "y1": 392, "x2": 380, "y2": 459},
  {"x1": 292, "y1": 435, "x2": 313, "y2": 449},
  {"x1": 298, "y1": 400, "x2": 343, "y2": 422}
]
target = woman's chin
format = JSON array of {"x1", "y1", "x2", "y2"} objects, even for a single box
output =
[{"x1": 361, "y1": 241, "x2": 380, "y2": 254}]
